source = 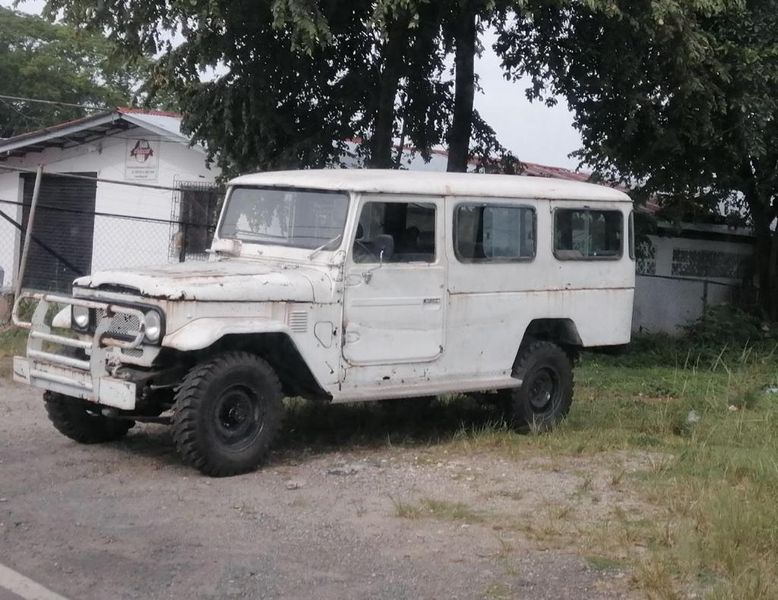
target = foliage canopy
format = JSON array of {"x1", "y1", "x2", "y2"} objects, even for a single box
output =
[
  {"x1": 0, "y1": 7, "x2": 146, "y2": 138},
  {"x1": 498, "y1": 0, "x2": 778, "y2": 314}
]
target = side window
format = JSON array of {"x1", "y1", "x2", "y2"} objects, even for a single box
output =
[
  {"x1": 353, "y1": 201, "x2": 436, "y2": 264},
  {"x1": 629, "y1": 210, "x2": 635, "y2": 260},
  {"x1": 455, "y1": 204, "x2": 535, "y2": 262},
  {"x1": 554, "y1": 209, "x2": 623, "y2": 260}
]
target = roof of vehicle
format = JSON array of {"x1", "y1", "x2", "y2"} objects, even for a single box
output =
[{"x1": 228, "y1": 169, "x2": 632, "y2": 203}]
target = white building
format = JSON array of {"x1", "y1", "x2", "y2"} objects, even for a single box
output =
[{"x1": 0, "y1": 108, "x2": 221, "y2": 293}]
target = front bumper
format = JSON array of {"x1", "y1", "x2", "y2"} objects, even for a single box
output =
[
  {"x1": 11, "y1": 292, "x2": 155, "y2": 411},
  {"x1": 12, "y1": 356, "x2": 138, "y2": 410}
]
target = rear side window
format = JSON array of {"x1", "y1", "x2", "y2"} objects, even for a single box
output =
[
  {"x1": 554, "y1": 209, "x2": 623, "y2": 260},
  {"x1": 455, "y1": 204, "x2": 535, "y2": 262}
]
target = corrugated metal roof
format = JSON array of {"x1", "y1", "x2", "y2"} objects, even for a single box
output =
[
  {"x1": 118, "y1": 108, "x2": 189, "y2": 144},
  {"x1": 0, "y1": 108, "x2": 193, "y2": 160}
]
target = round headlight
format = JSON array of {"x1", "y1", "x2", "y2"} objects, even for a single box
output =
[
  {"x1": 72, "y1": 305, "x2": 90, "y2": 330},
  {"x1": 144, "y1": 310, "x2": 162, "y2": 343}
]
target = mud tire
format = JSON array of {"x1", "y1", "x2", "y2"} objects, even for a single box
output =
[
  {"x1": 172, "y1": 352, "x2": 284, "y2": 477},
  {"x1": 44, "y1": 391, "x2": 133, "y2": 443},
  {"x1": 508, "y1": 341, "x2": 574, "y2": 432}
]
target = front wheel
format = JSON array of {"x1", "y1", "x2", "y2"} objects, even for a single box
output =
[
  {"x1": 44, "y1": 392, "x2": 134, "y2": 443},
  {"x1": 172, "y1": 352, "x2": 284, "y2": 477},
  {"x1": 507, "y1": 341, "x2": 573, "y2": 432}
]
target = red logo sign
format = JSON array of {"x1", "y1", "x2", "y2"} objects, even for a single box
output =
[{"x1": 130, "y1": 140, "x2": 155, "y2": 163}]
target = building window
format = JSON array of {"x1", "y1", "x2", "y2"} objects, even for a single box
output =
[
  {"x1": 454, "y1": 204, "x2": 535, "y2": 262},
  {"x1": 554, "y1": 209, "x2": 623, "y2": 260},
  {"x1": 353, "y1": 201, "x2": 436, "y2": 264}
]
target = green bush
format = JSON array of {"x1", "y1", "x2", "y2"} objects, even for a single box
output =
[{"x1": 685, "y1": 304, "x2": 772, "y2": 347}]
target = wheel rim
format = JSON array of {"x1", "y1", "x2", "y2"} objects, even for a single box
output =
[
  {"x1": 213, "y1": 384, "x2": 264, "y2": 449},
  {"x1": 526, "y1": 366, "x2": 560, "y2": 414}
]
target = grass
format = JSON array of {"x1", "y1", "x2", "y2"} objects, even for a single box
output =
[
  {"x1": 0, "y1": 325, "x2": 26, "y2": 378},
  {"x1": 449, "y1": 340, "x2": 778, "y2": 599},
  {"x1": 391, "y1": 496, "x2": 485, "y2": 524},
  {"x1": 373, "y1": 337, "x2": 778, "y2": 598},
  {"x1": 4, "y1": 321, "x2": 778, "y2": 597}
]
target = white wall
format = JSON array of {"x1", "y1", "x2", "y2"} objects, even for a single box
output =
[
  {"x1": 647, "y1": 234, "x2": 752, "y2": 283},
  {"x1": 0, "y1": 129, "x2": 219, "y2": 289},
  {"x1": 633, "y1": 275, "x2": 734, "y2": 335},
  {"x1": 0, "y1": 171, "x2": 21, "y2": 291},
  {"x1": 632, "y1": 233, "x2": 752, "y2": 334}
]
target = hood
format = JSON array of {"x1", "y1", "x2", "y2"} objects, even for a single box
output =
[{"x1": 73, "y1": 260, "x2": 334, "y2": 303}]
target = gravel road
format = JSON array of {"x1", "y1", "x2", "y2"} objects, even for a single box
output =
[{"x1": 0, "y1": 376, "x2": 640, "y2": 600}]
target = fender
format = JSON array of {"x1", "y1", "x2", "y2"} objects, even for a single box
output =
[{"x1": 162, "y1": 317, "x2": 290, "y2": 352}]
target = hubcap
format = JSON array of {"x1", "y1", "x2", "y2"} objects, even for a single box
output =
[
  {"x1": 214, "y1": 385, "x2": 263, "y2": 447},
  {"x1": 527, "y1": 367, "x2": 559, "y2": 413}
]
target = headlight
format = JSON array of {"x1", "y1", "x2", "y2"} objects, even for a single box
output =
[
  {"x1": 72, "y1": 305, "x2": 90, "y2": 330},
  {"x1": 144, "y1": 310, "x2": 162, "y2": 343}
]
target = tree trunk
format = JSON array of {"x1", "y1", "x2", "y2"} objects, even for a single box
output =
[
  {"x1": 746, "y1": 194, "x2": 778, "y2": 320},
  {"x1": 447, "y1": 0, "x2": 477, "y2": 173},
  {"x1": 369, "y1": 13, "x2": 410, "y2": 169}
]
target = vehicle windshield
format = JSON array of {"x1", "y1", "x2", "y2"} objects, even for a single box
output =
[{"x1": 219, "y1": 186, "x2": 349, "y2": 250}]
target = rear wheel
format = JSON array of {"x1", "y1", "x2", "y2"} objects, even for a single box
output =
[
  {"x1": 44, "y1": 391, "x2": 133, "y2": 443},
  {"x1": 172, "y1": 352, "x2": 284, "y2": 477},
  {"x1": 507, "y1": 341, "x2": 573, "y2": 432}
]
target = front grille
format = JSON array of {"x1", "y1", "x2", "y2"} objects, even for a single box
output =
[{"x1": 96, "y1": 309, "x2": 141, "y2": 340}]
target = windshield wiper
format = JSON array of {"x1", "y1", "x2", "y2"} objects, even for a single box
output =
[{"x1": 308, "y1": 234, "x2": 343, "y2": 259}]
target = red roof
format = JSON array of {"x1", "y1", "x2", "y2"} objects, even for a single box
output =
[{"x1": 117, "y1": 106, "x2": 182, "y2": 119}]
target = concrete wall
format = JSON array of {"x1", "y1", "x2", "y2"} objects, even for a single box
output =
[
  {"x1": 632, "y1": 232, "x2": 752, "y2": 334},
  {"x1": 0, "y1": 131, "x2": 219, "y2": 291},
  {"x1": 0, "y1": 171, "x2": 22, "y2": 292},
  {"x1": 633, "y1": 276, "x2": 736, "y2": 335},
  {"x1": 642, "y1": 234, "x2": 752, "y2": 282}
]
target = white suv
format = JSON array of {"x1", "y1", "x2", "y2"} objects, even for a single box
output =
[{"x1": 13, "y1": 169, "x2": 635, "y2": 476}]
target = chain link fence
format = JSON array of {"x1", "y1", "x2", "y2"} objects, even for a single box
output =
[
  {"x1": 0, "y1": 202, "x2": 20, "y2": 292},
  {"x1": 0, "y1": 180, "x2": 222, "y2": 295}
]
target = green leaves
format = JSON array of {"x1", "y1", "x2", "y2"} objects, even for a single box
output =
[
  {"x1": 0, "y1": 7, "x2": 148, "y2": 137},
  {"x1": 498, "y1": 0, "x2": 778, "y2": 314}
]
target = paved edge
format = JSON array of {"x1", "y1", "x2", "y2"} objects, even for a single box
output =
[{"x1": 0, "y1": 563, "x2": 70, "y2": 600}]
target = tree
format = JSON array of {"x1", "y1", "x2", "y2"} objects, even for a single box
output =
[
  {"x1": 0, "y1": 7, "x2": 147, "y2": 138},
  {"x1": 498, "y1": 0, "x2": 778, "y2": 317},
  {"x1": 46, "y1": 0, "x2": 519, "y2": 174}
]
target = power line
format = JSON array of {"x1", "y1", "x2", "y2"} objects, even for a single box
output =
[
  {"x1": 0, "y1": 163, "x2": 193, "y2": 193},
  {"x1": 0, "y1": 197, "x2": 217, "y2": 228},
  {"x1": 0, "y1": 94, "x2": 111, "y2": 112}
]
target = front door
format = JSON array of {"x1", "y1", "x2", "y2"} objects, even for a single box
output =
[{"x1": 342, "y1": 195, "x2": 445, "y2": 366}]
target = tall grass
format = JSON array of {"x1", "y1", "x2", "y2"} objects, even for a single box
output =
[
  {"x1": 0, "y1": 325, "x2": 27, "y2": 378},
  {"x1": 549, "y1": 341, "x2": 778, "y2": 598}
]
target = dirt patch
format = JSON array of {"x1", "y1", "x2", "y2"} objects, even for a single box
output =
[{"x1": 0, "y1": 378, "x2": 645, "y2": 599}]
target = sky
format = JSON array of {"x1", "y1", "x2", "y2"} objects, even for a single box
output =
[{"x1": 4, "y1": 0, "x2": 583, "y2": 169}]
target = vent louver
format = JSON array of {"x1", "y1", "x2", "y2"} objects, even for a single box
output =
[{"x1": 287, "y1": 311, "x2": 308, "y2": 333}]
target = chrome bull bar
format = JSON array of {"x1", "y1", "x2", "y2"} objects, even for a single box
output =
[
  {"x1": 12, "y1": 292, "x2": 148, "y2": 349},
  {"x1": 11, "y1": 292, "x2": 146, "y2": 409}
]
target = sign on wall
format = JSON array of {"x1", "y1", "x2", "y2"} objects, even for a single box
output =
[{"x1": 125, "y1": 138, "x2": 160, "y2": 181}]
